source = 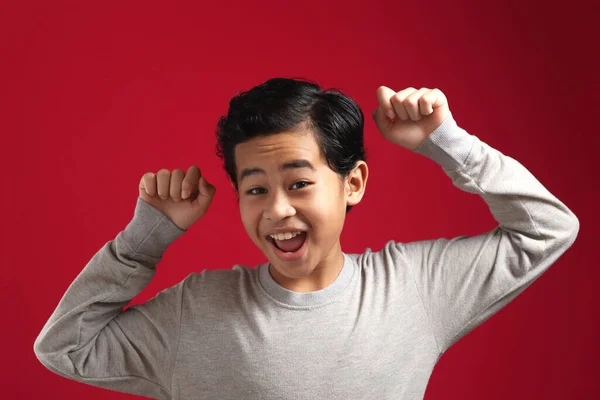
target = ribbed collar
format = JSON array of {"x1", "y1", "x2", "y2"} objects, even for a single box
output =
[{"x1": 258, "y1": 253, "x2": 356, "y2": 308}]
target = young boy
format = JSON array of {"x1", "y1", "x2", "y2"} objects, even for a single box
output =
[{"x1": 34, "y1": 78, "x2": 579, "y2": 399}]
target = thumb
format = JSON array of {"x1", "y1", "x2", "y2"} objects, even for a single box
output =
[
  {"x1": 371, "y1": 107, "x2": 393, "y2": 135},
  {"x1": 194, "y1": 176, "x2": 216, "y2": 212},
  {"x1": 197, "y1": 176, "x2": 216, "y2": 198}
]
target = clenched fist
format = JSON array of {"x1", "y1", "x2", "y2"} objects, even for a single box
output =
[
  {"x1": 372, "y1": 86, "x2": 451, "y2": 150},
  {"x1": 139, "y1": 166, "x2": 216, "y2": 231}
]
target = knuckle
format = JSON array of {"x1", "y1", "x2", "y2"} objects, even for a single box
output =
[
  {"x1": 142, "y1": 172, "x2": 155, "y2": 181},
  {"x1": 391, "y1": 92, "x2": 403, "y2": 103},
  {"x1": 140, "y1": 176, "x2": 150, "y2": 187},
  {"x1": 181, "y1": 181, "x2": 194, "y2": 192},
  {"x1": 376, "y1": 86, "x2": 390, "y2": 97},
  {"x1": 404, "y1": 96, "x2": 418, "y2": 107},
  {"x1": 170, "y1": 188, "x2": 181, "y2": 200},
  {"x1": 170, "y1": 180, "x2": 182, "y2": 191}
]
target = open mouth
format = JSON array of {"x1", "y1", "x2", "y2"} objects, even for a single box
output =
[{"x1": 266, "y1": 232, "x2": 308, "y2": 259}]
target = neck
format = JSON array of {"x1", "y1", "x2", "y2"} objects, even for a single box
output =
[{"x1": 269, "y1": 242, "x2": 345, "y2": 293}]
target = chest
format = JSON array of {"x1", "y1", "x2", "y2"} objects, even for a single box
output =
[{"x1": 172, "y1": 297, "x2": 439, "y2": 399}]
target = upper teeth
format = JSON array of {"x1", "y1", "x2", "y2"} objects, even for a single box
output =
[{"x1": 269, "y1": 231, "x2": 302, "y2": 241}]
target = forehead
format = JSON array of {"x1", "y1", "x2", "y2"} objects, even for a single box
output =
[{"x1": 234, "y1": 130, "x2": 322, "y2": 168}]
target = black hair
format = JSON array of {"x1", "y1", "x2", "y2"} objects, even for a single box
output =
[{"x1": 215, "y1": 77, "x2": 366, "y2": 212}]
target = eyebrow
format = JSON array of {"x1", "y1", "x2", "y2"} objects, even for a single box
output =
[{"x1": 239, "y1": 159, "x2": 316, "y2": 182}]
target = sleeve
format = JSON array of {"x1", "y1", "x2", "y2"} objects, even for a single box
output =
[
  {"x1": 391, "y1": 113, "x2": 580, "y2": 354},
  {"x1": 33, "y1": 197, "x2": 188, "y2": 400}
]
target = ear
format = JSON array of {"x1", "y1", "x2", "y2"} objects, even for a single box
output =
[{"x1": 344, "y1": 161, "x2": 368, "y2": 207}]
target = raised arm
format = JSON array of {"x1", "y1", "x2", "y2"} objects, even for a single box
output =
[
  {"x1": 372, "y1": 87, "x2": 579, "y2": 353},
  {"x1": 34, "y1": 166, "x2": 216, "y2": 398}
]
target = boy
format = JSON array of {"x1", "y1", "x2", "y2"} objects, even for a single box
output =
[{"x1": 34, "y1": 78, "x2": 579, "y2": 399}]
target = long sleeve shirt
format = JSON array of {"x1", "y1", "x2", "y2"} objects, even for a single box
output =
[{"x1": 34, "y1": 113, "x2": 579, "y2": 399}]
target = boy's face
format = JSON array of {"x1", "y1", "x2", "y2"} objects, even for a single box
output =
[{"x1": 234, "y1": 130, "x2": 366, "y2": 288}]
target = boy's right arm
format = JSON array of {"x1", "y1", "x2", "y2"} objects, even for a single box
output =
[{"x1": 34, "y1": 166, "x2": 214, "y2": 398}]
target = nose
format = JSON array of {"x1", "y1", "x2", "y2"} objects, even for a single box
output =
[{"x1": 263, "y1": 190, "x2": 296, "y2": 221}]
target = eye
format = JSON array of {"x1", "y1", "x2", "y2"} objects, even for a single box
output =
[
  {"x1": 246, "y1": 187, "x2": 267, "y2": 195},
  {"x1": 291, "y1": 181, "x2": 311, "y2": 190}
]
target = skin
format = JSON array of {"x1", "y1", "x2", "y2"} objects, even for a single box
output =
[
  {"x1": 234, "y1": 130, "x2": 368, "y2": 293},
  {"x1": 138, "y1": 86, "x2": 449, "y2": 293}
]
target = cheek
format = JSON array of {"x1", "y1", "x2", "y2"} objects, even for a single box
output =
[
  {"x1": 239, "y1": 203, "x2": 260, "y2": 237},
  {"x1": 318, "y1": 181, "x2": 347, "y2": 209},
  {"x1": 305, "y1": 184, "x2": 346, "y2": 227}
]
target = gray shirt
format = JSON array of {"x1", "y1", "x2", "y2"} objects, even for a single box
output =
[{"x1": 33, "y1": 114, "x2": 579, "y2": 399}]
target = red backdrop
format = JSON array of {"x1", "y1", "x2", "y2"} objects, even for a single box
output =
[{"x1": 1, "y1": 0, "x2": 597, "y2": 398}]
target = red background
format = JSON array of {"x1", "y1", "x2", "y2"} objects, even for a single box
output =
[{"x1": 1, "y1": 0, "x2": 598, "y2": 398}]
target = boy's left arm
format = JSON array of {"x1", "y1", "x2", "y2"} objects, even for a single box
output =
[{"x1": 372, "y1": 87, "x2": 580, "y2": 354}]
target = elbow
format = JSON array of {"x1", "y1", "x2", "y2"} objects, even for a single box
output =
[
  {"x1": 560, "y1": 205, "x2": 580, "y2": 247},
  {"x1": 548, "y1": 210, "x2": 580, "y2": 253},
  {"x1": 33, "y1": 331, "x2": 53, "y2": 367},
  {"x1": 33, "y1": 331, "x2": 77, "y2": 378},
  {"x1": 33, "y1": 329, "x2": 67, "y2": 372},
  {"x1": 565, "y1": 212, "x2": 580, "y2": 247},
  {"x1": 33, "y1": 331, "x2": 45, "y2": 358}
]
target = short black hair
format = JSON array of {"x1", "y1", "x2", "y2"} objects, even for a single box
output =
[{"x1": 215, "y1": 77, "x2": 366, "y2": 212}]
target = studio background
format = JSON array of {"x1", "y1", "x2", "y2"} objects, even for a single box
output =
[{"x1": 1, "y1": 0, "x2": 597, "y2": 399}]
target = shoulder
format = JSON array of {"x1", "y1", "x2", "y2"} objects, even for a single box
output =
[
  {"x1": 349, "y1": 240, "x2": 409, "y2": 270},
  {"x1": 185, "y1": 263, "x2": 257, "y2": 288},
  {"x1": 345, "y1": 241, "x2": 420, "y2": 295},
  {"x1": 178, "y1": 264, "x2": 261, "y2": 307}
]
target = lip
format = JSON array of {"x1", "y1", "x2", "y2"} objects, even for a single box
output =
[{"x1": 267, "y1": 232, "x2": 308, "y2": 262}]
